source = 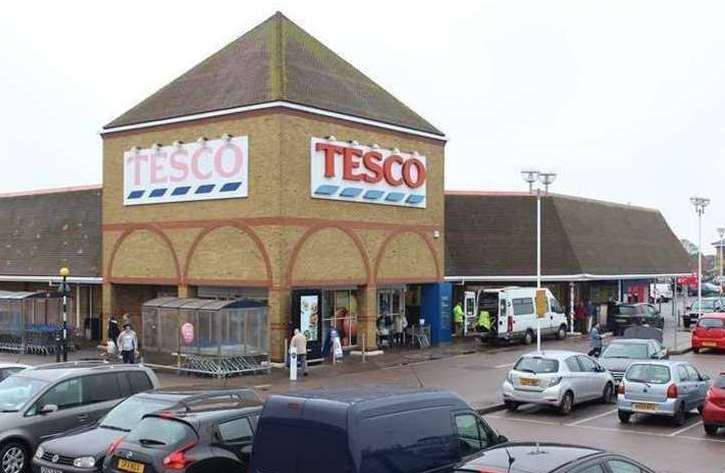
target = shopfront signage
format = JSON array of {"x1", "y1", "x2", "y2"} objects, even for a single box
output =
[
  {"x1": 310, "y1": 137, "x2": 427, "y2": 208},
  {"x1": 123, "y1": 136, "x2": 249, "y2": 206}
]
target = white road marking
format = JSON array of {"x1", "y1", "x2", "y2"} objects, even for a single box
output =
[
  {"x1": 668, "y1": 420, "x2": 703, "y2": 437},
  {"x1": 566, "y1": 408, "x2": 618, "y2": 426}
]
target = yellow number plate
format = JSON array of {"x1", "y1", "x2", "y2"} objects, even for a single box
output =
[
  {"x1": 702, "y1": 342, "x2": 717, "y2": 347},
  {"x1": 632, "y1": 402, "x2": 657, "y2": 412},
  {"x1": 520, "y1": 378, "x2": 539, "y2": 386},
  {"x1": 117, "y1": 459, "x2": 145, "y2": 473}
]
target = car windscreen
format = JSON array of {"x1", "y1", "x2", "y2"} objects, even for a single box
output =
[
  {"x1": 514, "y1": 357, "x2": 559, "y2": 374},
  {"x1": 125, "y1": 417, "x2": 197, "y2": 449},
  {"x1": 100, "y1": 396, "x2": 174, "y2": 431},
  {"x1": 0, "y1": 375, "x2": 48, "y2": 411},
  {"x1": 602, "y1": 343, "x2": 648, "y2": 359},
  {"x1": 692, "y1": 300, "x2": 716, "y2": 311},
  {"x1": 698, "y1": 318, "x2": 724, "y2": 328},
  {"x1": 715, "y1": 374, "x2": 725, "y2": 389},
  {"x1": 616, "y1": 306, "x2": 638, "y2": 316},
  {"x1": 625, "y1": 364, "x2": 671, "y2": 384}
]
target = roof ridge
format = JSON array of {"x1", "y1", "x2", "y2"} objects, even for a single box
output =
[{"x1": 0, "y1": 184, "x2": 102, "y2": 199}]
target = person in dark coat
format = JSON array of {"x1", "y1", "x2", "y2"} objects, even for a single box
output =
[{"x1": 107, "y1": 315, "x2": 121, "y2": 343}]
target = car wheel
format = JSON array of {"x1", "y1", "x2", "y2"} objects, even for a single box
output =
[
  {"x1": 504, "y1": 400, "x2": 520, "y2": 411},
  {"x1": 692, "y1": 347, "x2": 700, "y2": 354},
  {"x1": 704, "y1": 423, "x2": 718, "y2": 436},
  {"x1": 601, "y1": 383, "x2": 614, "y2": 404},
  {"x1": 558, "y1": 391, "x2": 574, "y2": 416},
  {"x1": 556, "y1": 325, "x2": 567, "y2": 340},
  {"x1": 523, "y1": 330, "x2": 534, "y2": 346},
  {"x1": 673, "y1": 403, "x2": 687, "y2": 427},
  {"x1": 618, "y1": 410, "x2": 631, "y2": 424},
  {"x1": 0, "y1": 443, "x2": 27, "y2": 473}
]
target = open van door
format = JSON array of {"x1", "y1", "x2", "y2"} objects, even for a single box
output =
[{"x1": 463, "y1": 291, "x2": 476, "y2": 335}]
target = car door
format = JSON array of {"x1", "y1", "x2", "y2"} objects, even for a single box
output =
[
  {"x1": 675, "y1": 365, "x2": 694, "y2": 410},
  {"x1": 214, "y1": 415, "x2": 255, "y2": 466},
  {"x1": 453, "y1": 412, "x2": 496, "y2": 461},
  {"x1": 684, "y1": 364, "x2": 709, "y2": 407},
  {"x1": 25, "y1": 377, "x2": 92, "y2": 441},
  {"x1": 576, "y1": 355, "x2": 604, "y2": 400},
  {"x1": 81, "y1": 373, "x2": 124, "y2": 423},
  {"x1": 564, "y1": 356, "x2": 587, "y2": 401}
]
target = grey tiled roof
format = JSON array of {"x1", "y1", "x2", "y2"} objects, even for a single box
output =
[
  {"x1": 0, "y1": 188, "x2": 101, "y2": 277},
  {"x1": 445, "y1": 193, "x2": 690, "y2": 278},
  {"x1": 105, "y1": 12, "x2": 443, "y2": 136}
]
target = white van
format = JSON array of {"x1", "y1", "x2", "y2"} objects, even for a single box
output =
[{"x1": 464, "y1": 287, "x2": 568, "y2": 345}]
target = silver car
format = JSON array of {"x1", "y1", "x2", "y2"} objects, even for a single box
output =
[
  {"x1": 617, "y1": 360, "x2": 712, "y2": 426},
  {"x1": 502, "y1": 350, "x2": 615, "y2": 415}
]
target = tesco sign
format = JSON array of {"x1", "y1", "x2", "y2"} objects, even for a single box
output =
[
  {"x1": 123, "y1": 135, "x2": 248, "y2": 206},
  {"x1": 310, "y1": 137, "x2": 427, "y2": 208}
]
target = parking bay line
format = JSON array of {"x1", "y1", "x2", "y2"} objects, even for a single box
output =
[
  {"x1": 565, "y1": 408, "x2": 618, "y2": 426},
  {"x1": 668, "y1": 420, "x2": 703, "y2": 437}
]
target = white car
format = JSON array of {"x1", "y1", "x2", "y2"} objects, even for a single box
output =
[
  {"x1": 502, "y1": 350, "x2": 615, "y2": 415},
  {"x1": 0, "y1": 363, "x2": 29, "y2": 382}
]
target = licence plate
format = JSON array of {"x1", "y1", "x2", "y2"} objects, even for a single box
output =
[
  {"x1": 520, "y1": 377, "x2": 539, "y2": 386},
  {"x1": 117, "y1": 459, "x2": 145, "y2": 473},
  {"x1": 40, "y1": 467, "x2": 62, "y2": 473},
  {"x1": 632, "y1": 402, "x2": 657, "y2": 412},
  {"x1": 703, "y1": 341, "x2": 717, "y2": 347}
]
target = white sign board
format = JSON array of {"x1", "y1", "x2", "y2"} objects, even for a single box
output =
[
  {"x1": 310, "y1": 137, "x2": 427, "y2": 208},
  {"x1": 123, "y1": 136, "x2": 248, "y2": 206}
]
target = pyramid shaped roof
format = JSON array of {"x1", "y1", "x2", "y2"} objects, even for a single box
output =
[{"x1": 104, "y1": 12, "x2": 443, "y2": 136}]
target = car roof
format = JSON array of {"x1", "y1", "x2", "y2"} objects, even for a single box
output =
[
  {"x1": 700, "y1": 312, "x2": 725, "y2": 319},
  {"x1": 0, "y1": 363, "x2": 30, "y2": 369},
  {"x1": 627, "y1": 360, "x2": 686, "y2": 368},
  {"x1": 145, "y1": 400, "x2": 263, "y2": 428},
  {"x1": 607, "y1": 338, "x2": 652, "y2": 345},
  {"x1": 20, "y1": 362, "x2": 148, "y2": 382},
  {"x1": 457, "y1": 442, "x2": 603, "y2": 472},
  {"x1": 520, "y1": 350, "x2": 580, "y2": 360}
]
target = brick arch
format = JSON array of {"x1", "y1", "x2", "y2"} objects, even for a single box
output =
[
  {"x1": 374, "y1": 229, "x2": 441, "y2": 282},
  {"x1": 183, "y1": 222, "x2": 273, "y2": 286},
  {"x1": 286, "y1": 224, "x2": 372, "y2": 286},
  {"x1": 106, "y1": 224, "x2": 181, "y2": 284}
]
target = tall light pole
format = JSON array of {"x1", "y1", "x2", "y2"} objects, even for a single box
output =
[
  {"x1": 522, "y1": 169, "x2": 558, "y2": 352},
  {"x1": 718, "y1": 227, "x2": 725, "y2": 295},
  {"x1": 690, "y1": 197, "x2": 709, "y2": 324},
  {"x1": 58, "y1": 267, "x2": 70, "y2": 362}
]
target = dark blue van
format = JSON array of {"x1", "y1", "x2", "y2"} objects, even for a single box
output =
[{"x1": 249, "y1": 387, "x2": 507, "y2": 473}]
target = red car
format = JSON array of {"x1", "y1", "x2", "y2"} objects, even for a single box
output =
[
  {"x1": 691, "y1": 313, "x2": 725, "y2": 352},
  {"x1": 703, "y1": 372, "x2": 725, "y2": 435}
]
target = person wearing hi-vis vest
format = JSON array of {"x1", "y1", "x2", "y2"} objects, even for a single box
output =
[
  {"x1": 477, "y1": 309, "x2": 492, "y2": 333},
  {"x1": 452, "y1": 302, "x2": 464, "y2": 336}
]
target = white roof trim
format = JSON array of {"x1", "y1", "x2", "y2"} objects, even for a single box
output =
[
  {"x1": 445, "y1": 273, "x2": 691, "y2": 283},
  {"x1": 101, "y1": 101, "x2": 447, "y2": 141},
  {"x1": 0, "y1": 275, "x2": 103, "y2": 285}
]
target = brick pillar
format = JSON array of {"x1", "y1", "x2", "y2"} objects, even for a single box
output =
[
  {"x1": 101, "y1": 283, "x2": 115, "y2": 341},
  {"x1": 178, "y1": 285, "x2": 197, "y2": 298},
  {"x1": 358, "y1": 284, "x2": 379, "y2": 352},
  {"x1": 268, "y1": 287, "x2": 291, "y2": 362}
]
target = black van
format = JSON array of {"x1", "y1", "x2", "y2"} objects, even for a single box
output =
[{"x1": 249, "y1": 387, "x2": 507, "y2": 473}]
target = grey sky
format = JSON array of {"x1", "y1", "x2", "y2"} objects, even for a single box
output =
[{"x1": 1, "y1": 0, "x2": 723, "y2": 252}]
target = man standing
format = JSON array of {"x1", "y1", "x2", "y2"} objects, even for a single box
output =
[
  {"x1": 588, "y1": 323, "x2": 603, "y2": 357},
  {"x1": 117, "y1": 324, "x2": 138, "y2": 364},
  {"x1": 290, "y1": 329, "x2": 308, "y2": 376},
  {"x1": 452, "y1": 301, "x2": 464, "y2": 337}
]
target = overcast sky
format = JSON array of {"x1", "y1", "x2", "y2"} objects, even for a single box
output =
[{"x1": 1, "y1": 0, "x2": 724, "y2": 252}]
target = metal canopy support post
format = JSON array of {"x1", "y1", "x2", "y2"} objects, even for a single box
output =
[{"x1": 536, "y1": 187, "x2": 542, "y2": 352}]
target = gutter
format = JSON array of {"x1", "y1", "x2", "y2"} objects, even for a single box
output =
[
  {"x1": 0, "y1": 275, "x2": 103, "y2": 285},
  {"x1": 445, "y1": 273, "x2": 691, "y2": 283}
]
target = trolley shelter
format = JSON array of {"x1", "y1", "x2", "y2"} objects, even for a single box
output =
[
  {"x1": 0, "y1": 290, "x2": 74, "y2": 354},
  {"x1": 141, "y1": 297, "x2": 269, "y2": 376}
]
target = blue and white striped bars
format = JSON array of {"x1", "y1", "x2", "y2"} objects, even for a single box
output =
[
  {"x1": 127, "y1": 181, "x2": 243, "y2": 201},
  {"x1": 314, "y1": 185, "x2": 425, "y2": 206}
]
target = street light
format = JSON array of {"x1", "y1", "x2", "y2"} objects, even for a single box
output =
[
  {"x1": 690, "y1": 197, "x2": 710, "y2": 324},
  {"x1": 522, "y1": 169, "x2": 558, "y2": 352},
  {"x1": 718, "y1": 227, "x2": 725, "y2": 295},
  {"x1": 57, "y1": 266, "x2": 70, "y2": 362}
]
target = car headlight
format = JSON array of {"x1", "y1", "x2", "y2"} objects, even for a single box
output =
[
  {"x1": 506, "y1": 372, "x2": 514, "y2": 384},
  {"x1": 547, "y1": 377, "x2": 562, "y2": 387},
  {"x1": 73, "y1": 457, "x2": 96, "y2": 468},
  {"x1": 34, "y1": 447, "x2": 44, "y2": 460}
]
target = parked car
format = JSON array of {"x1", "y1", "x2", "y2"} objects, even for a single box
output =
[
  {"x1": 598, "y1": 338, "x2": 668, "y2": 385},
  {"x1": 466, "y1": 287, "x2": 568, "y2": 345},
  {"x1": 103, "y1": 394, "x2": 262, "y2": 473},
  {"x1": 0, "y1": 364, "x2": 29, "y2": 383},
  {"x1": 608, "y1": 303, "x2": 664, "y2": 336},
  {"x1": 688, "y1": 282, "x2": 721, "y2": 296},
  {"x1": 32, "y1": 388, "x2": 258, "y2": 473},
  {"x1": 0, "y1": 362, "x2": 158, "y2": 473},
  {"x1": 649, "y1": 282, "x2": 673, "y2": 303},
  {"x1": 692, "y1": 313, "x2": 725, "y2": 353},
  {"x1": 454, "y1": 442, "x2": 655, "y2": 473},
  {"x1": 617, "y1": 360, "x2": 711, "y2": 426},
  {"x1": 250, "y1": 387, "x2": 507, "y2": 473},
  {"x1": 703, "y1": 372, "x2": 725, "y2": 435},
  {"x1": 502, "y1": 351, "x2": 615, "y2": 415},
  {"x1": 684, "y1": 297, "x2": 724, "y2": 328}
]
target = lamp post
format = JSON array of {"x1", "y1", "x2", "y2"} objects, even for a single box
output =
[
  {"x1": 522, "y1": 169, "x2": 558, "y2": 352},
  {"x1": 58, "y1": 267, "x2": 70, "y2": 362},
  {"x1": 718, "y1": 227, "x2": 725, "y2": 295},
  {"x1": 690, "y1": 197, "x2": 709, "y2": 324}
]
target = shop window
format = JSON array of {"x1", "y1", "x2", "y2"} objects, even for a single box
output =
[
  {"x1": 322, "y1": 290, "x2": 358, "y2": 348},
  {"x1": 378, "y1": 288, "x2": 406, "y2": 346}
]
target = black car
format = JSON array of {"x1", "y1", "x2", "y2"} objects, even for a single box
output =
[
  {"x1": 103, "y1": 394, "x2": 262, "y2": 473},
  {"x1": 608, "y1": 303, "x2": 663, "y2": 336},
  {"x1": 455, "y1": 442, "x2": 655, "y2": 473},
  {"x1": 33, "y1": 389, "x2": 257, "y2": 473}
]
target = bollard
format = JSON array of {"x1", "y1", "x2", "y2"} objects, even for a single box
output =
[{"x1": 289, "y1": 346, "x2": 298, "y2": 381}]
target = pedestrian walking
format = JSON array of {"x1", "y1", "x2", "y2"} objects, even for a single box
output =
[
  {"x1": 574, "y1": 301, "x2": 586, "y2": 333},
  {"x1": 453, "y1": 301, "x2": 464, "y2": 337},
  {"x1": 585, "y1": 299, "x2": 595, "y2": 329},
  {"x1": 393, "y1": 313, "x2": 407, "y2": 345},
  {"x1": 107, "y1": 315, "x2": 120, "y2": 345},
  {"x1": 117, "y1": 323, "x2": 138, "y2": 364},
  {"x1": 588, "y1": 323, "x2": 603, "y2": 357},
  {"x1": 290, "y1": 329, "x2": 308, "y2": 376}
]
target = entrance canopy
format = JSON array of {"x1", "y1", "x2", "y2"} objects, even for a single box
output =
[{"x1": 141, "y1": 297, "x2": 269, "y2": 376}]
